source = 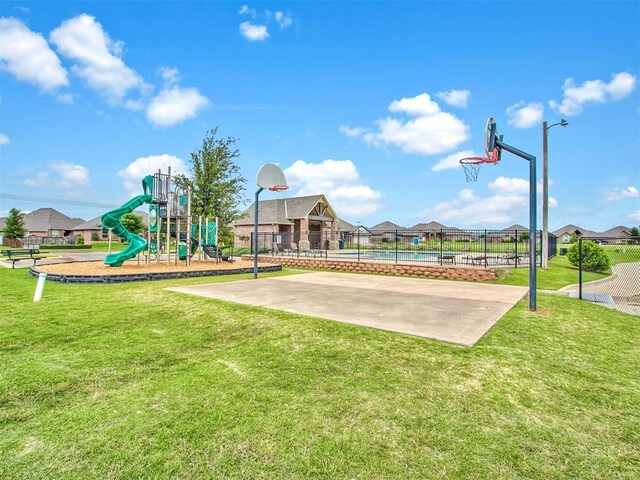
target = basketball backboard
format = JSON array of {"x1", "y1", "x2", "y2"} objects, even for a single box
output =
[
  {"x1": 257, "y1": 163, "x2": 288, "y2": 191},
  {"x1": 485, "y1": 117, "x2": 497, "y2": 158}
]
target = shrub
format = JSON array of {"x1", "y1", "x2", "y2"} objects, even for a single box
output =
[
  {"x1": 40, "y1": 244, "x2": 92, "y2": 250},
  {"x1": 76, "y1": 236, "x2": 85, "y2": 245},
  {"x1": 567, "y1": 240, "x2": 610, "y2": 273},
  {"x1": 91, "y1": 232, "x2": 99, "y2": 241}
]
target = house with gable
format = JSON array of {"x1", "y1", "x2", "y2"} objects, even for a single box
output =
[{"x1": 234, "y1": 194, "x2": 339, "y2": 251}]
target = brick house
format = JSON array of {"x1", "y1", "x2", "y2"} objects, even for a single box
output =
[{"x1": 234, "y1": 194, "x2": 339, "y2": 251}]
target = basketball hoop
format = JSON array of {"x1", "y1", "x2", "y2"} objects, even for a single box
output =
[{"x1": 459, "y1": 148, "x2": 499, "y2": 183}]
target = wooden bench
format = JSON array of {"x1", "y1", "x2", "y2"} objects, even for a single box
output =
[{"x1": 1, "y1": 248, "x2": 46, "y2": 268}]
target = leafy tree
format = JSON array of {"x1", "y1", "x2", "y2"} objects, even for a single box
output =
[
  {"x1": 567, "y1": 240, "x2": 610, "y2": 273},
  {"x1": 571, "y1": 232, "x2": 579, "y2": 244},
  {"x1": 121, "y1": 213, "x2": 145, "y2": 235},
  {"x1": 520, "y1": 231, "x2": 530, "y2": 242},
  {"x1": 3, "y1": 207, "x2": 26, "y2": 239},
  {"x1": 174, "y1": 128, "x2": 246, "y2": 245},
  {"x1": 630, "y1": 226, "x2": 639, "y2": 237}
]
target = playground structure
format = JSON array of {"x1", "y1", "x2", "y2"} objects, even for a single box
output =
[{"x1": 101, "y1": 167, "x2": 225, "y2": 267}]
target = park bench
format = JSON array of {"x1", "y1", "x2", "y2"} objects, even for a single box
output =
[{"x1": 0, "y1": 248, "x2": 46, "y2": 268}]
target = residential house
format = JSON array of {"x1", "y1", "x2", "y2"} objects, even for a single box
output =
[
  {"x1": 234, "y1": 194, "x2": 339, "y2": 251},
  {"x1": 552, "y1": 224, "x2": 599, "y2": 244}
]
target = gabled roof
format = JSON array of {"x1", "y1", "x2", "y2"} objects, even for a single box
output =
[
  {"x1": 410, "y1": 221, "x2": 449, "y2": 230},
  {"x1": 234, "y1": 195, "x2": 336, "y2": 226},
  {"x1": 73, "y1": 216, "x2": 103, "y2": 231},
  {"x1": 599, "y1": 225, "x2": 632, "y2": 238},
  {"x1": 501, "y1": 224, "x2": 528, "y2": 232},
  {"x1": 552, "y1": 224, "x2": 599, "y2": 237},
  {"x1": 369, "y1": 220, "x2": 404, "y2": 231},
  {"x1": 338, "y1": 218, "x2": 356, "y2": 232},
  {"x1": 23, "y1": 208, "x2": 84, "y2": 232}
]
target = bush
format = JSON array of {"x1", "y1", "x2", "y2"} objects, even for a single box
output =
[
  {"x1": 567, "y1": 240, "x2": 610, "y2": 273},
  {"x1": 91, "y1": 232, "x2": 99, "y2": 241},
  {"x1": 76, "y1": 236, "x2": 85, "y2": 245}
]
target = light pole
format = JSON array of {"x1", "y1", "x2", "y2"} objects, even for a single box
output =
[{"x1": 542, "y1": 119, "x2": 568, "y2": 269}]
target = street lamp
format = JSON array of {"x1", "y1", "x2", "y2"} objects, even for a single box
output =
[{"x1": 542, "y1": 119, "x2": 569, "y2": 269}]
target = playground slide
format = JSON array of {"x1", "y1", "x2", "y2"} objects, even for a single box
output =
[
  {"x1": 178, "y1": 236, "x2": 199, "y2": 260},
  {"x1": 102, "y1": 176, "x2": 153, "y2": 267},
  {"x1": 202, "y1": 244, "x2": 232, "y2": 261}
]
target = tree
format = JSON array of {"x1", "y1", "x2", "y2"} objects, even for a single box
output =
[
  {"x1": 121, "y1": 213, "x2": 145, "y2": 235},
  {"x1": 567, "y1": 240, "x2": 610, "y2": 273},
  {"x1": 3, "y1": 208, "x2": 26, "y2": 239},
  {"x1": 630, "y1": 226, "x2": 639, "y2": 237},
  {"x1": 174, "y1": 128, "x2": 246, "y2": 244}
]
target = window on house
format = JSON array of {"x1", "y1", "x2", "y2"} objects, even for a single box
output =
[{"x1": 562, "y1": 235, "x2": 570, "y2": 243}]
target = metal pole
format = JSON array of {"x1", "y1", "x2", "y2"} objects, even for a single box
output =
[
  {"x1": 529, "y1": 153, "x2": 537, "y2": 310},
  {"x1": 395, "y1": 229, "x2": 398, "y2": 264},
  {"x1": 496, "y1": 138, "x2": 537, "y2": 311},
  {"x1": 579, "y1": 238, "x2": 583, "y2": 300},
  {"x1": 166, "y1": 167, "x2": 171, "y2": 266},
  {"x1": 253, "y1": 188, "x2": 263, "y2": 279},
  {"x1": 542, "y1": 121, "x2": 549, "y2": 269}
]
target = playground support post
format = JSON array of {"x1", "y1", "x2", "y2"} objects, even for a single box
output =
[
  {"x1": 166, "y1": 166, "x2": 171, "y2": 266},
  {"x1": 496, "y1": 138, "x2": 537, "y2": 311},
  {"x1": 186, "y1": 187, "x2": 192, "y2": 267},
  {"x1": 253, "y1": 187, "x2": 264, "y2": 279}
]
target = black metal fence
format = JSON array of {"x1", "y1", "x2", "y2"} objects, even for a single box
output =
[
  {"x1": 578, "y1": 236, "x2": 640, "y2": 316},
  {"x1": 239, "y1": 229, "x2": 557, "y2": 269}
]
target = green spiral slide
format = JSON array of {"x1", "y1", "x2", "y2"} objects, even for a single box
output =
[{"x1": 102, "y1": 175, "x2": 154, "y2": 267}]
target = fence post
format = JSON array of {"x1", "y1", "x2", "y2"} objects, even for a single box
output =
[
  {"x1": 250, "y1": 232, "x2": 254, "y2": 255},
  {"x1": 357, "y1": 228, "x2": 360, "y2": 262},
  {"x1": 440, "y1": 229, "x2": 443, "y2": 265},
  {"x1": 484, "y1": 229, "x2": 487, "y2": 262},
  {"x1": 578, "y1": 238, "x2": 583, "y2": 300},
  {"x1": 515, "y1": 229, "x2": 518, "y2": 268},
  {"x1": 395, "y1": 230, "x2": 398, "y2": 264}
]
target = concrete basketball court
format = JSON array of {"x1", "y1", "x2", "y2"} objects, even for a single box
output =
[{"x1": 168, "y1": 272, "x2": 528, "y2": 346}]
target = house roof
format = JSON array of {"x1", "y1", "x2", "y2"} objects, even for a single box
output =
[
  {"x1": 599, "y1": 225, "x2": 632, "y2": 238},
  {"x1": 410, "y1": 221, "x2": 449, "y2": 230},
  {"x1": 501, "y1": 224, "x2": 528, "y2": 232},
  {"x1": 551, "y1": 224, "x2": 599, "y2": 237},
  {"x1": 338, "y1": 218, "x2": 356, "y2": 232},
  {"x1": 23, "y1": 208, "x2": 84, "y2": 232},
  {"x1": 369, "y1": 220, "x2": 404, "y2": 231},
  {"x1": 73, "y1": 216, "x2": 103, "y2": 231},
  {"x1": 234, "y1": 195, "x2": 336, "y2": 226}
]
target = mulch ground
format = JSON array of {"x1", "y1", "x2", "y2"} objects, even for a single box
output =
[{"x1": 36, "y1": 259, "x2": 270, "y2": 276}]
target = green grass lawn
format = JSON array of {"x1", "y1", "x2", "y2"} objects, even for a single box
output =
[{"x1": 1, "y1": 267, "x2": 638, "y2": 478}]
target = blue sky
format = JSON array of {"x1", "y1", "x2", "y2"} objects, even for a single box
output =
[{"x1": 1, "y1": 1, "x2": 638, "y2": 231}]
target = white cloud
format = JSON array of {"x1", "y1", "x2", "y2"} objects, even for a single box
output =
[
  {"x1": 417, "y1": 187, "x2": 529, "y2": 227},
  {"x1": 24, "y1": 161, "x2": 89, "y2": 190},
  {"x1": 342, "y1": 93, "x2": 469, "y2": 155},
  {"x1": 605, "y1": 186, "x2": 639, "y2": 202},
  {"x1": 436, "y1": 89, "x2": 470, "y2": 108},
  {"x1": 488, "y1": 176, "x2": 530, "y2": 195},
  {"x1": 548, "y1": 197, "x2": 558, "y2": 208},
  {"x1": 0, "y1": 17, "x2": 68, "y2": 91},
  {"x1": 49, "y1": 14, "x2": 146, "y2": 103},
  {"x1": 56, "y1": 93, "x2": 74, "y2": 104},
  {"x1": 431, "y1": 150, "x2": 476, "y2": 172},
  {"x1": 283, "y1": 159, "x2": 384, "y2": 217},
  {"x1": 158, "y1": 65, "x2": 179, "y2": 85},
  {"x1": 124, "y1": 98, "x2": 145, "y2": 111},
  {"x1": 339, "y1": 125, "x2": 369, "y2": 138},
  {"x1": 0, "y1": 133, "x2": 10, "y2": 145},
  {"x1": 275, "y1": 11, "x2": 293, "y2": 29},
  {"x1": 549, "y1": 72, "x2": 637, "y2": 116},
  {"x1": 506, "y1": 101, "x2": 544, "y2": 128},
  {"x1": 239, "y1": 5, "x2": 257, "y2": 17},
  {"x1": 118, "y1": 154, "x2": 186, "y2": 196},
  {"x1": 239, "y1": 22, "x2": 269, "y2": 41},
  {"x1": 389, "y1": 93, "x2": 440, "y2": 116},
  {"x1": 146, "y1": 86, "x2": 209, "y2": 127},
  {"x1": 626, "y1": 210, "x2": 640, "y2": 222}
]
